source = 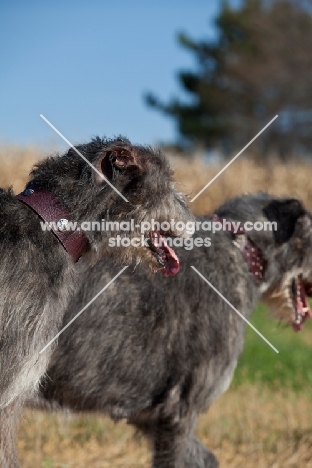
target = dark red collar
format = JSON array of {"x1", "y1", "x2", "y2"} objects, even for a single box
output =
[
  {"x1": 213, "y1": 214, "x2": 265, "y2": 281},
  {"x1": 16, "y1": 186, "x2": 89, "y2": 262}
]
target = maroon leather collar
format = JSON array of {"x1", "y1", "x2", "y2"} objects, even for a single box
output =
[
  {"x1": 16, "y1": 186, "x2": 89, "y2": 262},
  {"x1": 213, "y1": 214, "x2": 265, "y2": 280}
]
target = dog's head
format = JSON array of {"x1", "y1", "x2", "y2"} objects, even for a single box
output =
[
  {"x1": 91, "y1": 139, "x2": 195, "y2": 275},
  {"x1": 260, "y1": 198, "x2": 312, "y2": 331},
  {"x1": 29, "y1": 136, "x2": 194, "y2": 275},
  {"x1": 217, "y1": 193, "x2": 312, "y2": 331}
]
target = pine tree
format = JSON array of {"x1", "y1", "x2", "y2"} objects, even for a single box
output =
[{"x1": 146, "y1": 0, "x2": 312, "y2": 159}]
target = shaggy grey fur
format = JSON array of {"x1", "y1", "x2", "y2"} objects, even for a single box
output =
[
  {"x1": 0, "y1": 136, "x2": 192, "y2": 467},
  {"x1": 31, "y1": 193, "x2": 312, "y2": 468}
]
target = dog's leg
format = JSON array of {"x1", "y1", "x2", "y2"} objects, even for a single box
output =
[
  {"x1": 152, "y1": 418, "x2": 185, "y2": 468},
  {"x1": 148, "y1": 413, "x2": 193, "y2": 468},
  {"x1": 145, "y1": 413, "x2": 217, "y2": 468},
  {"x1": 152, "y1": 426, "x2": 218, "y2": 468},
  {"x1": 134, "y1": 415, "x2": 188, "y2": 468},
  {"x1": 0, "y1": 400, "x2": 21, "y2": 467},
  {"x1": 184, "y1": 437, "x2": 218, "y2": 468}
]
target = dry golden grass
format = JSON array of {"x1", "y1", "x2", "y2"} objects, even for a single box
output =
[
  {"x1": 2, "y1": 143, "x2": 312, "y2": 466},
  {"x1": 19, "y1": 385, "x2": 312, "y2": 467},
  {"x1": 0, "y1": 143, "x2": 46, "y2": 193},
  {"x1": 2, "y1": 143, "x2": 312, "y2": 214},
  {"x1": 172, "y1": 155, "x2": 312, "y2": 214}
]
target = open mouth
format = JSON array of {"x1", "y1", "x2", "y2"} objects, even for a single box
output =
[
  {"x1": 290, "y1": 275, "x2": 312, "y2": 331},
  {"x1": 147, "y1": 231, "x2": 179, "y2": 277}
]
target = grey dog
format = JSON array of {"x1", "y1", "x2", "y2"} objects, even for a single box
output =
[
  {"x1": 0, "y1": 136, "x2": 193, "y2": 466},
  {"x1": 32, "y1": 193, "x2": 312, "y2": 467}
]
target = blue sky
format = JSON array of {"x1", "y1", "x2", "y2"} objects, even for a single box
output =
[{"x1": 0, "y1": 1, "x2": 238, "y2": 150}]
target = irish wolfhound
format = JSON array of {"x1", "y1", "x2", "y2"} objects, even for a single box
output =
[{"x1": 0, "y1": 136, "x2": 193, "y2": 466}]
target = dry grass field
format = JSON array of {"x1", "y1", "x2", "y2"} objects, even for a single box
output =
[
  {"x1": 2, "y1": 142, "x2": 312, "y2": 213},
  {"x1": 18, "y1": 386, "x2": 312, "y2": 468},
  {"x1": 1, "y1": 142, "x2": 312, "y2": 467}
]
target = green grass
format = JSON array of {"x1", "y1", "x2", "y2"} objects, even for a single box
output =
[
  {"x1": 233, "y1": 303, "x2": 312, "y2": 391},
  {"x1": 42, "y1": 460, "x2": 55, "y2": 468}
]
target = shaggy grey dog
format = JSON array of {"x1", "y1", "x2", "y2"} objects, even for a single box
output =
[
  {"x1": 32, "y1": 193, "x2": 312, "y2": 468},
  {"x1": 0, "y1": 136, "x2": 193, "y2": 466}
]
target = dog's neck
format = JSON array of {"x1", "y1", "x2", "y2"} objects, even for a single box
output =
[
  {"x1": 16, "y1": 183, "x2": 89, "y2": 262},
  {"x1": 213, "y1": 214, "x2": 265, "y2": 281}
]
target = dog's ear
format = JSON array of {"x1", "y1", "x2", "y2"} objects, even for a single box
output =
[
  {"x1": 94, "y1": 146, "x2": 141, "y2": 184},
  {"x1": 263, "y1": 199, "x2": 306, "y2": 244}
]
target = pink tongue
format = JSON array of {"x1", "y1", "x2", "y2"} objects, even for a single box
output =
[
  {"x1": 292, "y1": 281, "x2": 312, "y2": 332},
  {"x1": 161, "y1": 240, "x2": 180, "y2": 277},
  {"x1": 151, "y1": 231, "x2": 180, "y2": 277}
]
